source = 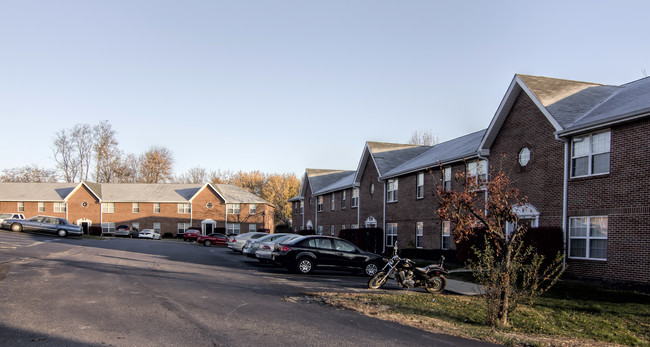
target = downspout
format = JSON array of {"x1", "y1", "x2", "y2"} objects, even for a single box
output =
[
  {"x1": 315, "y1": 197, "x2": 318, "y2": 234},
  {"x1": 557, "y1": 134, "x2": 569, "y2": 270},
  {"x1": 477, "y1": 151, "x2": 489, "y2": 211},
  {"x1": 356, "y1": 187, "x2": 360, "y2": 230},
  {"x1": 382, "y1": 180, "x2": 387, "y2": 254},
  {"x1": 225, "y1": 203, "x2": 228, "y2": 234}
]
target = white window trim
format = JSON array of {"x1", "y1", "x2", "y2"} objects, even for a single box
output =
[
  {"x1": 153, "y1": 203, "x2": 161, "y2": 213},
  {"x1": 132, "y1": 202, "x2": 140, "y2": 213},
  {"x1": 101, "y1": 222, "x2": 115, "y2": 234},
  {"x1": 249, "y1": 204, "x2": 257, "y2": 215},
  {"x1": 568, "y1": 216, "x2": 608, "y2": 261},
  {"x1": 415, "y1": 222, "x2": 423, "y2": 249},
  {"x1": 442, "y1": 221, "x2": 451, "y2": 250},
  {"x1": 317, "y1": 196, "x2": 323, "y2": 212},
  {"x1": 38, "y1": 202, "x2": 45, "y2": 212},
  {"x1": 387, "y1": 179, "x2": 398, "y2": 203},
  {"x1": 416, "y1": 173, "x2": 424, "y2": 199},
  {"x1": 386, "y1": 223, "x2": 397, "y2": 247},
  {"x1": 54, "y1": 202, "x2": 66, "y2": 213},
  {"x1": 351, "y1": 188, "x2": 359, "y2": 208},
  {"x1": 17, "y1": 202, "x2": 24, "y2": 212},
  {"x1": 177, "y1": 203, "x2": 191, "y2": 214},
  {"x1": 570, "y1": 131, "x2": 611, "y2": 178},
  {"x1": 443, "y1": 167, "x2": 452, "y2": 191},
  {"x1": 227, "y1": 203, "x2": 241, "y2": 214},
  {"x1": 101, "y1": 202, "x2": 115, "y2": 213},
  {"x1": 467, "y1": 160, "x2": 488, "y2": 183}
]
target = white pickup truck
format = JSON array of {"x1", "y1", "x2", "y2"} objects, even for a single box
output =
[{"x1": 0, "y1": 213, "x2": 25, "y2": 227}]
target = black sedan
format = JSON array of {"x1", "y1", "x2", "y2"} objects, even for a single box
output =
[
  {"x1": 2, "y1": 215, "x2": 83, "y2": 237},
  {"x1": 272, "y1": 235, "x2": 382, "y2": 276}
]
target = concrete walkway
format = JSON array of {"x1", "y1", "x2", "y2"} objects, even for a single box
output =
[{"x1": 445, "y1": 278, "x2": 485, "y2": 296}]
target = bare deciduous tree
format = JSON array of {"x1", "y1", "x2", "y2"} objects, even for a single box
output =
[
  {"x1": 71, "y1": 123, "x2": 94, "y2": 182},
  {"x1": 52, "y1": 128, "x2": 79, "y2": 182},
  {"x1": 115, "y1": 153, "x2": 140, "y2": 183},
  {"x1": 94, "y1": 120, "x2": 120, "y2": 183},
  {"x1": 175, "y1": 167, "x2": 209, "y2": 184},
  {"x1": 139, "y1": 146, "x2": 174, "y2": 183},
  {"x1": 408, "y1": 129, "x2": 438, "y2": 146},
  {"x1": 1, "y1": 165, "x2": 58, "y2": 183}
]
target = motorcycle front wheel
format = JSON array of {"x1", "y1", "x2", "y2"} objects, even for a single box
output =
[
  {"x1": 425, "y1": 275, "x2": 446, "y2": 294},
  {"x1": 368, "y1": 271, "x2": 389, "y2": 289}
]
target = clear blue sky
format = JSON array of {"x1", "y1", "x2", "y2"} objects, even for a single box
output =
[{"x1": 1, "y1": 1, "x2": 648, "y2": 179}]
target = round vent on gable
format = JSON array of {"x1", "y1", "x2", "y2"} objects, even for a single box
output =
[
  {"x1": 206, "y1": 202, "x2": 213, "y2": 209},
  {"x1": 81, "y1": 201, "x2": 88, "y2": 208},
  {"x1": 518, "y1": 148, "x2": 531, "y2": 166}
]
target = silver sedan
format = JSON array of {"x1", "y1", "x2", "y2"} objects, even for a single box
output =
[{"x1": 2, "y1": 215, "x2": 82, "y2": 237}]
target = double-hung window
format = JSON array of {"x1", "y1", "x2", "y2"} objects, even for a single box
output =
[
  {"x1": 177, "y1": 223, "x2": 190, "y2": 234},
  {"x1": 54, "y1": 202, "x2": 66, "y2": 213},
  {"x1": 132, "y1": 203, "x2": 140, "y2": 213},
  {"x1": 569, "y1": 216, "x2": 608, "y2": 260},
  {"x1": 351, "y1": 188, "x2": 359, "y2": 207},
  {"x1": 442, "y1": 167, "x2": 452, "y2": 191},
  {"x1": 38, "y1": 202, "x2": 45, "y2": 212},
  {"x1": 17, "y1": 202, "x2": 24, "y2": 212},
  {"x1": 415, "y1": 222, "x2": 423, "y2": 248},
  {"x1": 387, "y1": 179, "x2": 398, "y2": 203},
  {"x1": 178, "y1": 203, "x2": 191, "y2": 214},
  {"x1": 249, "y1": 224, "x2": 257, "y2": 233},
  {"x1": 416, "y1": 173, "x2": 424, "y2": 199},
  {"x1": 330, "y1": 225, "x2": 335, "y2": 236},
  {"x1": 300, "y1": 201, "x2": 304, "y2": 214},
  {"x1": 226, "y1": 204, "x2": 240, "y2": 214},
  {"x1": 249, "y1": 204, "x2": 257, "y2": 214},
  {"x1": 386, "y1": 223, "x2": 398, "y2": 247},
  {"x1": 153, "y1": 203, "x2": 161, "y2": 213},
  {"x1": 571, "y1": 131, "x2": 610, "y2": 177},
  {"x1": 317, "y1": 226, "x2": 323, "y2": 235},
  {"x1": 317, "y1": 196, "x2": 323, "y2": 212},
  {"x1": 467, "y1": 160, "x2": 487, "y2": 184},
  {"x1": 101, "y1": 222, "x2": 115, "y2": 234},
  {"x1": 341, "y1": 191, "x2": 346, "y2": 209},
  {"x1": 442, "y1": 221, "x2": 451, "y2": 250},
  {"x1": 101, "y1": 202, "x2": 115, "y2": 213},
  {"x1": 330, "y1": 194, "x2": 335, "y2": 211},
  {"x1": 153, "y1": 223, "x2": 161, "y2": 233},
  {"x1": 227, "y1": 223, "x2": 240, "y2": 235}
]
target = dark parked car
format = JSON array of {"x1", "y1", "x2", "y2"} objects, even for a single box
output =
[
  {"x1": 183, "y1": 228, "x2": 201, "y2": 241},
  {"x1": 115, "y1": 225, "x2": 139, "y2": 238},
  {"x1": 197, "y1": 233, "x2": 228, "y2": 246},
  {"x1": 272, "y1": 235, "x2": 382, "y2": 276},
  {"x1": 1, "y1": 215, "x2": 83, "y2": 237}
]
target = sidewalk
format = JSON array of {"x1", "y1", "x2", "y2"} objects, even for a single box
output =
[{"x1": 445, "y1": 278, "x2": 485, "y2": 296}]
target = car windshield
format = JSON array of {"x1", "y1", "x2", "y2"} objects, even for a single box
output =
[{"x1": 250, "y1": 233, "x2": 267, "y2": 240}]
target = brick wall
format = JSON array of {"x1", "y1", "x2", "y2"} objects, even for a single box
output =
[
  {"x1": 315, "y1": 188, "x2": 358, "y2": 236},
  {"x1": 358, "y1": 157, "x2": 384, "y2": 230}
]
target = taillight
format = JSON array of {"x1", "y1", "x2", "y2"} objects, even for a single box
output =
[
  {"x1": 260, "y1": 245, "x2": 270, "y2": 250},
  {"x1": 278, "y1": 245, "x2": 290, "y2": 252},
  {"x1": 231, "y1": 238, "x2": 237, "y2": 243}
]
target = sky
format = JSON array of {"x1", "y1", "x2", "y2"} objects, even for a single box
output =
[{"x1": 1, "y1": 1, "x2": 649, "y2": 179}]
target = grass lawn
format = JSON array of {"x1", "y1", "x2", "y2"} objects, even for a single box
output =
[{"x1": 316, "y1": 279, "x2": 650, "y2": 346}]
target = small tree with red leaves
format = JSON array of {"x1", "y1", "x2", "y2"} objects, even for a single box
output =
[{"x1": 436, "y1": 164, "x2": 563, "y2": 327}]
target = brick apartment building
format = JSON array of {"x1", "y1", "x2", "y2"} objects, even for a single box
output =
[
  {"x1": 291, "y1": 74, "x2": 650, "y2": 285},
  {"x1": 0, "y1": 182, "x2": 274, "y2": 236}
]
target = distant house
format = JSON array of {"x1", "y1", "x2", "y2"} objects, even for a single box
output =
[
  {"x1": 291, "y1": 74, "x2": 650, "y2": 285},
  {"x1": 0, "y1": 182, "x2": 274, "y2": 236}
]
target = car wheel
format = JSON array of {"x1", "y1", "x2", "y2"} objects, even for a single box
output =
[
  {"x1": 296, "y1": 258, "x2": 314, "y2": 274},
  {"x1": 57, "y1": 229, "x2": 68, "y2": 237},
  {"x1": 203, "y1": 240, "x2": 212, "y2": 247},
  {"x1": 10, "y1": 223, "x2": 22, "y2": 232},
  {"x1": 364, "y1": 262, "x2": 379, "y2": 276}
]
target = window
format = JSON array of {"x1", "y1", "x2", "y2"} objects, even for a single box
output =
[
  {"x1": 442, "y1": 167, "x2": 452, "y2": 191},
  {"x1": 317, "y1": 226, "x2": 323, "y2": 235},
  {"x1": 342, "y1": 225, "x2": 346, "y2": 230},
  {"x1": 351, "y1": 224, "x2": 358, "y2": 229},
  {"x1": 177, "y1": 223, "x2": 190, "y2": 234},
  {"x1": 249, "y1": 224, "x2": 257, "y2": 233},
  {"x1": 101, "y1": 203, "x2": 115, "y2": 213},
  {"x1": 317, "y1": 196, "x2": 323, "y2": 212},
  {"x1": 330, "y1": 225, "x2": 335, "y2": 236},
  {"x1": 227, "y1": 223, "x2": 240, "y2": 235},
  {"x1": 341, "y1": 191, "x2": 346, "y2": 209},
  {"x1": 101, "y1": 222, "x2": 115, "y2": 234},
  {"x1": 519, "y1": 148, "x2": 531, "y2": 166},
  {"x1": 467, "y1": 160, "x2": 487, "y2": 183},
  {"x1": 17, "y1": 202, "x2": 24, "y2": 212},
  {"x1": 226, "y1": 203, "x2": 240, "y2": 214},
  {"x1": 300, "y1": 201, "x2": 304, "y2": 215},
  {"x1": 132, "y1": 203, "x2": 140, "y2": 213},
  {"x1": 415, "y1": 222, "x2": 423, "y2": 248},
  {"x1": 153, "y1": 203, "x2": 161, "y2": 213},
  {"x1": 178, "y1": 203, "x2": 191, "y2": 214},
  {"x1": 54, "y1": 202, "x2": 66, "y2": 213},
  {"x1": 249, "y1": 204, "x2": 257, "y2": 214},
  {"x1": 571, "y1": 131, "x2": 610, "y2": 177},
  {"x1": 351, "y1": 188, "x2": 359, "y2": 207},
  {"x1": 153, "y1": 223, "x2": 161, "y2": 233},
  {"x1": 132, "y1": 222, "x2": 139, "y2": 231},
  {"x1": 38, "y1": 202, "x2": 45, "y2": 212},
  {"x1": 387, "y1": 179, "x2": 398, "y2": 202},
  {"x1": 569, "y1": 216, "x2": 608, "y2": 260},
  {"x1": 330, "y1": 194, "x2": 335, "y2": 211},
  {"x1": 386, "y1": 223, "x2": 397, "y2": 247},
  {"x1": 416, "y1": 172, "x2": 424, "y2": 199},
  {"x1": 442, "y1": 221, "x2": 451, "y2": 250}
]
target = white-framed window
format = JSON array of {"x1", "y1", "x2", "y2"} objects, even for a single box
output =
[
  {"x1": 569, "y1": 216, "x2": 608, "y2": 260},
  {"x1": 415, "y1": 222, "x2": 423, "y2": 248},
  {"x1": 38, "y1": 202, "x2": 45, "y2": 212},
  {"x1": 442, "y1": 221, "x2": 451, "y2": 250},
  {"x1": 226, "y1": 203, "x2": 240, "y2": 214},
  {"x1": 317, "y1": 196, "x2": 323, "y2": 212},
  {"x1": 571, "y1": 131, "x2": 610, "y2": 177},
  {"x1": 387, "y1": 179, "x2": 398, "y2": 203},
  {"x1": 153, "y1": 203, "x2": 161, "y2": 213},
  {"x1": 330, "y1": 225, "x2": 335, "y2": 236},
  {"x1": 416, "y1": 173, "x2": 424, "y2": 199},
  {"x1": 467, "y1": 160, "x2": 488, "y2": 183},
  {"x1": 249, "y1": 204, "x2": 257, "y2": 214},
  {"x1": 132, "y1": 203, "x2": 140, "y2": 213},
  {"x1": 101, "y1": 202, "x2": 115, "y2": 213},
  {"x1": 177, "y1": 223, "x2": 190, "y2": 234},
  {"x1": 227, "y1": 223, "x2": 240, "y2": 235},
  {"x1": 101, "y1": 222, "x2": 115, "y2": 234},
  {"x1": 153, "y1": 222, "x2": 161, "y2": 233},
  {"x1": 442, "y1": 167, "x2": 452, "y2": 191},
  {"x1": 351, "y1": 224, "x2": 358, "y2": 229},
  {"x1": 330, "y1": 194, "x2": 335, "y2": 211},
  {"x1": 351, "y1": 188, "x2": 359, "y2": 207},
  {"x1": 341, "y1": 191, "x2": 346, "y2": 209},
  {"x1": 178, "y1": 203, "x2": 191, "y2": 214},
  {"x1": 249, "y1": 224, "x2": 257, "y2": 233},
  {"x1": 54, "y1": 202, "x2": 66, "y2": 213},
  {"x1": 342, "y1": 225, "x2": 347, "y2": 230},
  {"x1": 132, "y1": 222, "x2": 140, "y2": 231},
  {"x1": 17, "y1": 202, "x2": 24, "y2": 212},
  {"x1": 386, "y1": 223, "x2": 397, "y2": 247},
  {"x1": 300, "y1": 201, "x2": 304, "y2": 214},
  {"x1": 317, "y1": 226, "x2": 323, "y2": 235}
]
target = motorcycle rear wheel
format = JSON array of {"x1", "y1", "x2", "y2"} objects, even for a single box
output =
[
  {"x1": 425, "y1": 275, "x2": 446, "y2": 294},
  {"x1": 368, "y1": 271, "x2": 388, "y2": 289}
]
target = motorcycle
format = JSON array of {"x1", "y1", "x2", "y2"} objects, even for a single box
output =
[{"x1": 368, "y1": 243, "x2": 448, "y2": 294}]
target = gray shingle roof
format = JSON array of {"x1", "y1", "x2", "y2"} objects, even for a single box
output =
[
  {"x1": 0, "y1": 183, "x2": 78, "y2": 201},
  {"x1": 313, "y1": 172, "x2": 355, "y2": 195},
  {"x1": 305, "y1": 169, "x2": 354, "y2": 194},
  {"x1": 367, "y1": 142, "x2": 432, "y2": 176},
  {"x1": 382, "y1": 129, "x2": 485, "y2": 178}
]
